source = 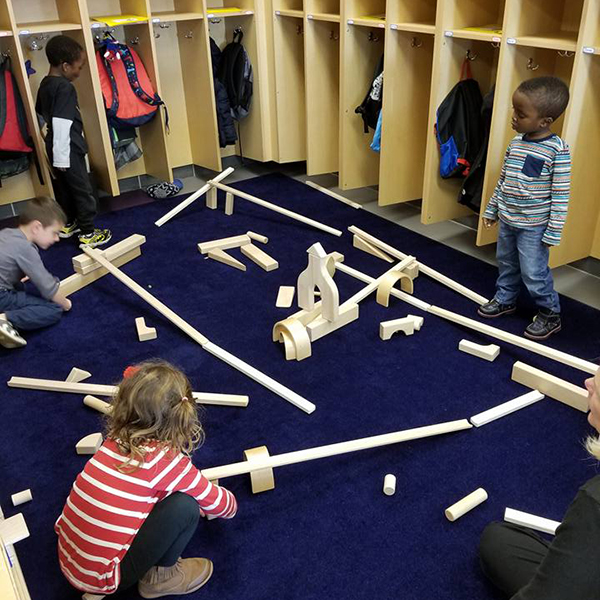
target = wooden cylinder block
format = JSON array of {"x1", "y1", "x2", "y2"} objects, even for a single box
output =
[
  {"x1": 11, "y1": 489, "x2": 32, "y2": 506},
  {"x1": 445, "y1": 488, "x2": 488, "y2": 522},
  {"x1": 383, "y1": 474, "x2": 396, "y2": 496},
  {"x1": 243, "y1": 446, "x2": 275, "y2": 494}
]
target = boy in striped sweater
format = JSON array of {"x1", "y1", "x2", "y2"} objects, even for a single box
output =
[
  {"x1": 55, "y1": 361, "x2": 237, "y2": 598},
  {"x1": 479, "y1": 76, "x2": 571, "y2": 340}
]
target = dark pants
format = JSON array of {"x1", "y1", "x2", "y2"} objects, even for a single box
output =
[
  {"x1": 51, "y1": 151, "x2": 97, "y2": 234},
  {"x1": 0, "y1": 289, "x2": 63, "y2": 331},
  {"x1": 479, "y1": 521, "x2": 550, "y2": 597},
  {"x1": 118, "y1": 492, "x2": 200, "y2": 591}
]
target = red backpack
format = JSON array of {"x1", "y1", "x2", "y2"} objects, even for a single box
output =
[{"x1": 96, "y1": 39, "x2": 164, "y2": 128}]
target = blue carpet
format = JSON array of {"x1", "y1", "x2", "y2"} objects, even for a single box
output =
[{"x1": 1, "y1": 173, "x2": 598, "y2": 600}]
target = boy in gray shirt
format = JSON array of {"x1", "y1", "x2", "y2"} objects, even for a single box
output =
[{"x1": 0, "y1": 196, "x2": 72, "y2": 348}]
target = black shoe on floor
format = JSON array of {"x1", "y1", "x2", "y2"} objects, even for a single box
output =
[
  {"x1": 524, "y1": 309, "x2": 561, "y2": 340},
  {"x1": 477, "y1": 298, "x2": 517, "y2": 318}
]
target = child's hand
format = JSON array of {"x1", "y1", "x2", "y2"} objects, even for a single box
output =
[
  {"x1": 20, "y1": 275, "x2": 29, "y2": 283},
  {"x1": 483, "y1": 218, "x2": 496, "y2": 229},
  {"x1": 63, "y1": 299, "x2": 72, "y2": 312}
]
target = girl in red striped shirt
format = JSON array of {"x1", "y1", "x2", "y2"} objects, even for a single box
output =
[{"x1": 55, "y1": 360, "x2": 238, "y2": 598}]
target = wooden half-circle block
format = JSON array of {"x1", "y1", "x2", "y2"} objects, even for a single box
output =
[
  {"x1": 272, "y1": 318, "x2": 311, "y2": 361},
  {"x1": 281, "y1": 330, "x2": 297, "y2": 361},
  {"x1": 243, "y1": 445, "x2": 275, "y2": 494},
  {"x1": 376, "y1": 272, "x2": 414, "y2": 307}
]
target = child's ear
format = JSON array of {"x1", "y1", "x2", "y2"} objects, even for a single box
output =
[{"x1": 542, "y1": 116, "x2": 554, "y2": 127}]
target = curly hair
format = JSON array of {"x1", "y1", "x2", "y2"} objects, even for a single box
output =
[
  {"x1": 106, "y1": 360, "x2": 205, "y2": 472},
  {"x1": 45, "y1": 35, "x2": 83, "y2": 67},
  {"x1": 517, "y1": 76, "x2": 570, "y2": 120}
]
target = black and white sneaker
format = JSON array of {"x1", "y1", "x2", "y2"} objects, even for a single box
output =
[
  {"x1": 478, "y1": 298, "x2": 517, "y2": 318},
  {"x1": 59, "y1": 221, "x2": 81, "y2": 239},
  {"x1": 524, "y1": 309, "x2": 561, "y2": 340},
  {"x1": 0, "y1": 319, "x2": 27, "y2": 348}
]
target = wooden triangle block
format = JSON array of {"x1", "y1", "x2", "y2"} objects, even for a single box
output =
[
  {"x1": 76, "y1": 432, "x2": 104, "y2": 455},
  {"x1": 353, "y1": 234, "x2": 394, "y2": 262},
  {"x1": 207, "y1": 248, "x2": 247, "y2": 271}
]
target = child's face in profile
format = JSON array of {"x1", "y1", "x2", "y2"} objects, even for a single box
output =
[
  {"x1": 32, "y1": 220, "x2": 62, "y2": 249},
  {"x1": 511, "y1": 90, "x2": 550, "y2": 135},
  {"x1": 62, "y1": 53, "x2": 86, "y2": 82}
]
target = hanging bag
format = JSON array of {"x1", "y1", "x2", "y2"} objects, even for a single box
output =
[{"x1": 355, "y1": 54, "x2": 384, "y2": 133}]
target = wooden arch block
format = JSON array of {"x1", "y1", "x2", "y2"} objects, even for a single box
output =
[
  {"x1": 243, "y1": 446, "x2": 275, "y2": 494},
  {"x1": 272, "y1": 318, "x2": 312, "y2": 361},
  {"x1": 376, "y1": 271, "x2": 414, "y2": 307}
]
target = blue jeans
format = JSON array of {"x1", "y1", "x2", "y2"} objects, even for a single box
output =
[
  {"x1": 0, "y1": 289, "x2": 63, "y2": 331},
  {"x1": 495, "y1": 221, "x2": 560, "y2": 313}
]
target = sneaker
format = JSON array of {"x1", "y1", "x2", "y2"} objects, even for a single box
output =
[
  {"x1": 477, "y1": 298, "x2": 517, "y2": 318},
  {"x1": 138, "y1": 557, "x2": 213, "y2": 599},
  {"x1": 0, "y1": 318, "x2": 27, "y2": 348},
  {"x1": 78, "y1": 229, "x2": 112, "y2": 248},
  {"x1": 524, "y1": 309, "x2": 561, "y2": 341},
  {"x1": 59, "y1": 221, "x2": 81, "y2": 239}
]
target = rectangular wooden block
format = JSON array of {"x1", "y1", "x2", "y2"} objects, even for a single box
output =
[
  {"x1": 459, "y1": 339, "x2": 500, "y2": 362},
  {"x1": 8, "y1": 377, "x2": 116, "y2": 397},
  {"x1": 240, "y1": 244, "x2": 278, "y2": 272},
  {"x1": 135, "y1": 317, "x2": 157, "y2": 342},
  {"x1": 276, "y1": 286, "x2": 295, "y2": 308},
  {"x1": 511, "y1": 361, "x2": 589, "y2": 413},
  {"x1": 198, "y1": 234, "x2": 250, "y2": 254},
  {"x1": 72, "y1": 234, "x2": 146, "y2": 275},
  {"x1": 470, "y1": 390, "x2": 545, "y2": 427}
]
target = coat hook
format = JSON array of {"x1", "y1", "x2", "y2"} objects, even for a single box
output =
[
  {"x1": 209, "y1": 18, "x2": 222, "y2": 24},
  {"x1": 184, "y1": 30, "x2": 194, "y2": 39},
  {"x1": 491, "y1": 41, "x2": 501, "y2": 48},
  {"x1": 330, "y1": 30, "x2": 339, "y2": 41},
  {"x1": 411, "y1": 36, "x2": 422, "y2": 48},
  {"x1": 296, "y1": 24, "x2": 303, "y2": 35},
  {"x1": 129, "y1": 36, "x2": 140, "y2": 45},
  {"x1": 557, "y1": 50, "x2": 574, "y2": 57},
  {"x1": 527, "y1": 57, "x2": 539, "y2": 70},
  {"x1": 466, "y1": 49, "x2": 477, "y2": 61},
  {"x1": 159, "y1": 22, "x2": 171, "y2": 29},
  {"x1": 368, "y1": 31, "x2": 380, "y2": 42}
]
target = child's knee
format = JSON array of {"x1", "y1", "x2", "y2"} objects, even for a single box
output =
[{"x1": 168, "y1": 492, "x2": 201, "y2": 526}]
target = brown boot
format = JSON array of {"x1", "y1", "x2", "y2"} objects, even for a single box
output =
[{"x1": 138, "y1": 557, "x2": 213, "y2": 599}]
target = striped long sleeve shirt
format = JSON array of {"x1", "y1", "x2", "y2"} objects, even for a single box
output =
[
  {"x1": 55, "y1": 438, "x2": 237, "y2": 594},
  {"x1": 483, "y1": 133, "x2": 571, "y2": 245}
]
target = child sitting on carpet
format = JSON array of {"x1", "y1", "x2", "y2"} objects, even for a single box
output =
[
  {"x1": 55, "y1": 360, "x2": 237, "y2": 598},
  {"x1": 478, "y1": 76, "x2": 571, "y2": 341},
  {"x1": 0, "y1": 196, "x2": 71, "y2": 348}
]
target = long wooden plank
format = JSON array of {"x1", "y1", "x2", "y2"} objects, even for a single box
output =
[
  {"x1": 202, "y1": 419, "x2": 472, "y2": 481},
  {"x1": 511, "y1": 361, "x2": 589, "y2": 413},
  {"x1": 80, "y1": 247, "x2": 314, "y2": 414},
  {"x1": 304, "y1": 181, "x2": 362, "y2": 209},
  {"x1": 192, "y1": 392, "x2": 249, "y2": 408},
  {"x1": 154, "y1": 167, "x2": 235, "y2": 227},
  {"x1": 348, "y1": 226, "x2": 489, "y2": 305},
  {"x1": 59, "y1": 247, "x2": 141, "y2": 297},
  {"x1": 428, "y1": 305, "x2": 598, "y2": 375},
  {"x1": 72, "y1": 234, "x2": 146, "y2": 275},
  {"x1": 209, "y1": 180, "x2": 343, "y2": 237}
]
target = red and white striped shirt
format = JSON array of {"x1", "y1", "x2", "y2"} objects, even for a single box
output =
[{"x1": 55, "y1": 438, "x2": 237, "y2": 593}]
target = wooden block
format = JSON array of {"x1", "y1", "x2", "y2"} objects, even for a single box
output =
[
  {"x1": 83, "y1": 395, "x2": 113, "y2": 415},
  {"x1": 504, "y1": 507, "x2": 560, "y2": 535},
  {"x1": 379, "y1": 315, "x2": 424, "y2": 340},
  {"x1": 240, "y1": 243, "x2": 278, "y2": 272},
  {"x1": 306, "y1": 303, "x2": 359, "y2": 342},
  {"x1": 135, "y1": 317, "x2": 157, "y2": 342},
  {"x1": 0, "y1": 514, "x2": 29, "y2": 545},
  {"x1": 353, "y1": 234, "x2": 394, "y2": 262},
  {"x1": 247, "y1": 231, "x2": 268, "y2": 244},
  {"x1": 206, "y1": 186, "x2": 217, "y2": 209},
  {"x1": 403, "y1": 263, "x2": 419, "y2": 279},
  {"x1": 66, "y1": 367, "x2": 92, "y2": 383},
  {"x1": 198, "y1": 234, "x2": 251, "y2": 254},
  {"x1": 383, "y1": 474, "x2": 396, "y2": 496},
  {"x1": 11, "y1": 490, "x2": 32, "y2": 507},
  {"x1": 470, "y1": 390, "x2": 545, "y2": 427},
  {"x1": 376, "y1": 271, "x2": 414, "y2": 306},
  {"x1": 207, "y1": 248, "x2": 247, "y2": 271},
  {"x1": 192, "y1": 392, "x2": 249, "y2": 407},
  {"x1": 445, "y1": 488, "x2": 488, "y2": 521},
  {"x1": 276, "y1": 286, "x2": 295, "y2": 308},
  {"x1": 8, "y1": 377, "x2": 116, "y2": 397},
  {"x1": 82, "y1": 594, "x2": 106, "y2": 600},
  {"x1": 273, "y1": 318, "x2": 312, "y2": 361},
  {"x1": 76, "y1": 432, "x2": 104, "y2": 455},
  {"x1": 59, "y1": 247, "x2": 141, "y2": 297},
  {"x1": 243, "y1": 446, "x2": 275, "y2": 494},
  {"x1": 511, "y1": 361, "x2": 589, "y2": 413},
  {"x1": 459, "y1": 339, "x2": 500, "y2": 362},
  {"x1": 304, "y1": 180, "x2": 362, "y2": 209},
  {"x1": 225, "y1": 192, "x2": 234, "y2": 215},
  {"x1": 72, "y1": 234, "x2": 146, "y2": 275}
]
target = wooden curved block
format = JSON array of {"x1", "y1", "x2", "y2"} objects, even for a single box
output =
[
  {"x1": 376, "y1": 272, "x2": 414, "y2": 307},
  {"x1": 281, "y1": 330, "x2": 296, "y2": 361},
  {"x1": 273, "y1": 319, "x2": 311, "y2": 361},
  {"x1": 243, "y1": 445, "x2": 275, "y2": 494}
]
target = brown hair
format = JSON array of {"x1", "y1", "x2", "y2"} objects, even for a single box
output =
[
  {"x1": 106, "y1": 360, "x2": 204, "y2": 472},
  {"x1": 19, "y1": 196, "x2": 66, "y2": 227}
]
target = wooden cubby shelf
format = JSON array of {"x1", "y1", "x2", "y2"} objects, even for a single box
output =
[
  {"x1": 16, "y1": 21, "x2": 82, "y2": 34},
  {"x1": 511, "y1": 33, "x2": 578, "y2": 52},
  {"x1": 151, "y1": 12, "x2": 204, "y2": 22},
  {"x1": 275, "y1": 9, "x2": 303, "y2": 18},
  {"x1": 348, "y1": 16, "x2": 386, "y2": 28},
  {"x1": 307, "y1": 13, "x2": 340, "y2": 23},
  {"x1": 390, "y1": 22, "x2": 435, "y2": 35},
  {"x1": 206, "y1": 8, "x2": 254, "y2": 18},
  {"x1": 446, "y1": 26, "x2": 503, "y2": 42}
]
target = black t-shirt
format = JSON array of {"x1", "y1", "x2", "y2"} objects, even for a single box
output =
[
  {"x1": 513, "y1": 474, "x2": 600, "y2": 599},
  {"x1": 35, "y1": 75, "x2": 87, "y2": 158}
]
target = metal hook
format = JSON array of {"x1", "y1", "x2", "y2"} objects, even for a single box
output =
[
  {"x1": 368, "y1": 31, "x2": 380, "y2": 42},
  {"x1": 209, "y1": 18, "x2": 222, "y2": 24},
  {"x1": 411, "y1": 36, "x2": 422, "y2": 48},
  {"x1": 466, "y1": 49, "x2": 477, "y2": 61},
  {"x1": 330, "y1": 30, "x2": 339, "y2": 41},
  {"x1": 159, "y1": 23, "x2": 171, "y2": 29},
  {"x1": 527, "y1": 57, "x2": 539, "y2": 70},
  {"x1": 129, "y1": 36, "x2": 140, "y2": 45},
  {"x1": 557, "y1": 50, "x2": 574, "y2": 57},
  {"x1": 296, "y1": 24, "x2": 303, "y2": 35},
  {"x1": 491, "y1": 41, "x2": 501, "y2": 48},
  {"x1": 184, "y1": 31, "x2": 194, "y2": 39}
]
